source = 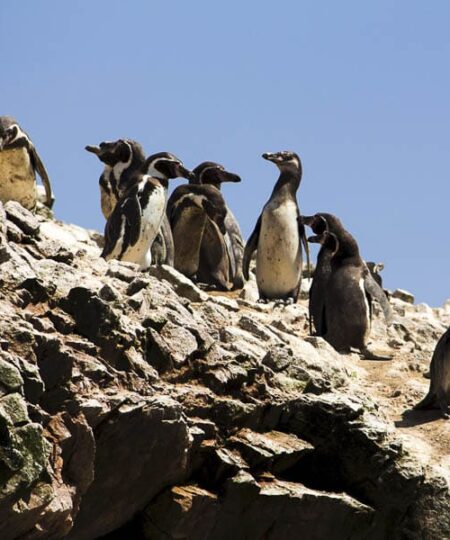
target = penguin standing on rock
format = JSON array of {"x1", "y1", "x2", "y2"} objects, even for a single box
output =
[
  {"x1": 243, "y1": 151, "x2": 308, "y2": 303},
  {"x1": 0, "y1": 116, "x2": 54, "y2": 209},
  {"x1": 167, "y1": 163, "x2": 237, "y2": 290},
  {"x1": 414, "y1": 326, "x2": 450, "y2": 418},
  {"x1": 301, "y1": 213, "x2": 392, "y2": 336},
  {"x1": 86, "y1": 140, "x2": 174, "y2": 265},
  {"x1": 85, "y1": 139, "x2": 146, "y2": 219},
  {"x1": 306, "y1": 217, "x2": 391, "y2": 359},
  {"x1": 102, "y1": 152, "x2": 192, "y2": 269},
  {"x1": 188, "y1": 161, "x2": 244, "y2": 289}
]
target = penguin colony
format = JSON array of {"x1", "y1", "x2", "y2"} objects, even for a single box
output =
[{"x1": 0, "y1": 116, "x2": 448, "y2": 418}]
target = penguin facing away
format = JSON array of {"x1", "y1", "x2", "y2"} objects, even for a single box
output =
[
  {"x1": 0, "y1": 116, "x2": 54, "y2": 209},
  {"x1": 414, "y1": 326, "x2": 450, "y2": 418},
  {"x1": 86, "y1": 139, "x2": 174, "y2": 266},
  {"x1": 192, "y1": 161, "x2": 244, "y2": 289},
  {"x1": 167, "y1": 167, "x2": 233, "y2": 290},
  {"x1": 102, "y1": 152, "x2": 192, "y2": 269},
  {"x1": 301, "y1": 213, "x2": 392, "y2": 335},
  {"x1": 243, "y1": 151, "x2": 308, "y2": 302}
]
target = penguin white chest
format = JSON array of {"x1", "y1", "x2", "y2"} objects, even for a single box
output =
[
  {"x1": 0, "y1": 148, "x2": 37, "y2": 209},
  {"x1": 122, "y1": 182, "x2": 166, "y2": 269},
  {"x1": 256, "y1": 199, "x2": 301, "y2": 298}
]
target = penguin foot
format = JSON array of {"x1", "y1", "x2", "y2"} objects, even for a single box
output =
[{"x1": 273, "y1": 298, "x2": 295, "y2": 307}]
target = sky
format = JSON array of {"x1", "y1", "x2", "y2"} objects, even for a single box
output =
[{"x1": 1, "y1": 1, "x2": 449, "y2": 306}]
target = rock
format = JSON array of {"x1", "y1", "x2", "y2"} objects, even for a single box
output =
[
  {"x1": 392, "y1": 288, "x2": 415, "y2": 304},
  {"x1": 148, "y1": 265, "x2": 208, "y2": 302},
  {"x1": 239, "y1": 277, "x2": 259, "y2": 302},
  {"x1": 4, "y1": 201, "x2": 40, "y2": 236},
  {"x1": 143, "y1": 485, "x2": 218, "y2": 540},
  {"x1": 65, "y1": 397, "x2": 191, "y2": 540},
  {"x1": 0, "y1": 353, "x2": 24, "y2": 395},
  {"x1": 0, "y1": 204, "x2": 448, "y2": 540}
]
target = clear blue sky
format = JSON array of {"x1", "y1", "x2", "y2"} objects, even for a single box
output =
[{"x1": 1, "y1": 1, "x2": 449, "y2": 306}]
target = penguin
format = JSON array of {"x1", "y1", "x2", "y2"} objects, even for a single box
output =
[
  {"x1": 307, "y1": 228, "x2": 370, "y2": 352},
  {"x1": 192, "y1": 161, "x2": 244, "y2": 289},
  {"x1": 301, "y1": 213, "x2": 392, "y2": 335},
  {"x1": 0, "y1": 116, "x2": 54, "y2": 209},
  {"x1": 366, "y1": 262, "x2": 385, "y2": 289},
  {"x1": 86, "y1": 139, "x2": 174, "y2": 266},
  {"x1": 85, "y1": 139, "x2": 146, "y2": 219},
  {"x1": 307, "y1": 220, "x2": 392, "y2": 358},
  {"x1": 414, "y1": 327, "x2": 450, "y2": 418},
  {"x1": 102, "y1": 152, "x2": 192, "y2": 269},
  {"x1": 167, "y1": 175, "x2": 232, "y2": 290},
  {"x1": 243, "y1": 151, "x2": 308, "y2": 303}
]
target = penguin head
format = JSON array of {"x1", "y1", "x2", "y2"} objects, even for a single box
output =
[
  {"x1": 192, "y1": 161, "x2": 241, "y2": 187},
  {"x1": 0, "y1": 123, "x2": 31, "y2": 151},
  {"x1": 300, "y1": 214, "x2": 328, "y2": 234},
  {"x1": 85, "y1": 139, "x2": 145, "y2": 167},
  {"x1": 142, "y1": 152, "x2": 193, "y2": 181},
  {"x1": 366, "y1": 261, "x2": 384, "y2": 273},
  {"x1": 301, "y1": 213, "x2": 345, "y2": 235},
  {"x1": 262, "y1": 151, "x2": 302, "y2": 172},
  {"x1": 308, "y1": 231, "x2": 339, "y2": 256}
]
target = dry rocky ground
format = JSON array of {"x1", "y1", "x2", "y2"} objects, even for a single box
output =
[{"x1": 0, "y1": 201, "x2": 448, "y2": 540}]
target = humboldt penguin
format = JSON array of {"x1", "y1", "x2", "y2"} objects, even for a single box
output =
[
  {"x1": 193, "y1": 161, "x2": 244, "y2": 289},
  {"x1": 301, "y1": 213, "x2": 392, "y2": 335},
  {"x1": 243, "y1": 151, "x2": 307, "y2": 303},
  {"x1": 102, "y1": 152, "x2": 192, "y2": 269},
  {"x1": 86, "y1": 139, "x2": 174, "y2": 265},
  {"x1": 0, "y1": 116, "x2": 54, "y2": 209},
  {"x1": 414, "y1": 326, "x2": 450, "y2": 418},
  {"x1": 167, "y1": 168, "x2": 232, "y2": 290},
  {"x1": 85, "y1": 139, "x2": 146, "y2": 219},
  {"x1": 307, "y1": 219, "x2": 392, "y2": 358}
]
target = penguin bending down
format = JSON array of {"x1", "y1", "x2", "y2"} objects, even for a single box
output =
[
  {"x1": 414, "y1": 327, "x2": 450, "y2": 418},
  {"x1": 243, "y1": 151, "x2": 308, "y2": 303},
  {"x1": 102, "y1": 152, "x2": 192, "y2": 269},
  {"x1": 86, "y1": 140, "x2": 174, "y2": 265},
  {"x1": 306, "y1": 219, "x2": 391, "y2": 358},
  {"x1": 0, "y1": 116, "x2": 54, "y2": 209},
  {"x1": 301, "y1": 213, "x2": 392, "y2": 336},
  {"x1": 167, "y1": 167, "x2": 233, "y2": 290}
]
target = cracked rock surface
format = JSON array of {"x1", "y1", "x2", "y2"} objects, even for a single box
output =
[{"x1": 0, "y1": 203, "x2": 448, "y2": 539}]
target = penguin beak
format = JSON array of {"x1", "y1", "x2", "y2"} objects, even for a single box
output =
[
  {"x1": 85, "y1": 145, "x2": 102, "y2": 155},
  {"x1": 174, "y1": 163, "x2": 194, "y2": 180},
  {"x1": 218, "y1": 170, "x2": 241, "y2": 183},
  {"x1": 300, "y1": 215, "x2": 314, "y2": 227},
  {"x1": 262, "y1": 152, "x2": 277, "y2": 162},
  {"x1": 307, "y1": 234, "x2": 324, "y2": 244}
]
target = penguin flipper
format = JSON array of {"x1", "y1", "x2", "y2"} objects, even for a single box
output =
[
  {"x1": 102, "y1": 187, "x2": 141, "y2": 259},
  {"x1": 364, "y1": 271, "x2": 393, "y2": 326},
  {"x1": 160, "y1": 214, "x2": 174, "y2": 266},
  {"x1": 31, "y1": 146, "x2": 54, "y2": 208},
  {"x1": 298, "y1": 217, "x2": 311, "y2": 279},
  {"x1": 243, "y1": 215, "x2": 262, "y2": 281},
  {"x1": 225, "y1": 210, "x2": 245, "y2": 288}
]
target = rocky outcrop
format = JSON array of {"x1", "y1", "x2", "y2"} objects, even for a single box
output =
[{"x1": 0, "y1": 202, "x2": 449, "y2": 539}]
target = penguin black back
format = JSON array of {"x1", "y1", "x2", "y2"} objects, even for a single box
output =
[
  {"x1": 85, "y1": 139, "x2": 146, "y2": 219},
  {"x1": 0, "y1": 116, "x2": 54, "y2": 209}
]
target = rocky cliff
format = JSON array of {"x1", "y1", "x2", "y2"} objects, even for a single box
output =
[{"x1": 0, "y1": 202, "x2": 449, "y2": 540}]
